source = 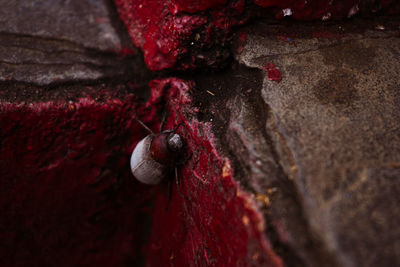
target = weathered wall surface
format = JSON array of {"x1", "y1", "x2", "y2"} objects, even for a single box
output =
[
  {"x1": 0, "y1": 0, "x2": 141, "y2": 85},
  {"x1": 0, "y1": 1, "x2": 283, "y2": 266},
  {"x1": 114, "y1": 0, "x2": 400, "y2": 70},
  {"x1": 233, "y1": 18, "x2": 400, "y2": 266},
  {"x1": 1, "y1": 0, "x2": 400, "y2": 266}
]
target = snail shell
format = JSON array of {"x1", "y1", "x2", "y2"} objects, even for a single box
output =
[{"x1": 130, "y1": 136, "x2": 166, "y2": 185}]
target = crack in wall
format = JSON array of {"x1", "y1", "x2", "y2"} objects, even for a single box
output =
[{"x1": 188, "y1": 60, "x2": 341, "y2": 267}]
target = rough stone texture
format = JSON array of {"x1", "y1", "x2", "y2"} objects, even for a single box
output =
[
  {"x1": 114, "y1": 0, "x2": 246, "y2": 71},
  {"x1": 114, "y1": 0, "x2": 400, "y2": 71},
  {"x1": 0, "y1": 0, "x2": 138, "y2": 85},
  {"x1": 192, "y1": 62, "x2": 336, "y2": 267},
  {"x1": 0, "y1": 94, "x2": 156, "y2": 266},
  {"x1": 0, "y1": 1, "x2": 283, "y2": 266},
  {"x1": 139, "y1": 79, "x2": 283, "y2": 267},
  {"x1": 233, "y1": 17, "x2": 400, "y2": 267},
  {"x1": 254, "y1": 0, "x2": 400, "y2": 19},
  {"x1": 2, "y1": 0, "x2": 400, "y2": 266},
  {"x1": 0, "y1": 78, "x2": 283, "y2": 267}
]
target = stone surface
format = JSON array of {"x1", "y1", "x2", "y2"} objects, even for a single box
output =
[
  {"x1": 114, "y1": 0, "x2": 243, "y2": 71},
  {"x1": 114, "y1": 0, "x2": 400, "y2": 71},
  {"x1": 1, "y1": 0, "x2": 400, "y2": 266},
  {"x1": 254, "y1": 0, "x2": 400, "y2": 19},
  {"x1": 192, "y1": 62, "x2": 337, "y2": 267},
  {"x1": 0, "y1": 1, "x2": 283, "y2": 265},
  {"x1": 0, "y1": 0, "x2": 138, "y2": 85},
  {"x1": 0, "y1": 92, "x2": 155, "y2": 266},
  {"x1": 0, "y1": 78, "x2": 283, "y2": 267},
  {"x1": 233, "y1": 17, "x2": 400, "y2": 267}
]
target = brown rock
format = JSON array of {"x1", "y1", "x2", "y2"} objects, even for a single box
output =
[{"x1": 233, "y1": 17, "x2": 400, "y2": 267}]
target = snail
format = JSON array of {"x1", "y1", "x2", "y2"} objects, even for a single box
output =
[{"x1": 130, "y1": 117, "x2": 188, "y2": 198}]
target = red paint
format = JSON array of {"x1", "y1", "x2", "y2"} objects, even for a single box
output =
[
  {"x1": 254, "y1": 0, "x2": 355, "y2": 20},
  {"x1": 264, "y1": 63, "x2": 282, "y2": 83},
  {"x1": 143, "y1": 78, "x2": 283, "y2": 266},
  {"x1": 114, "y1": 0, "x2": 209, "y2": 70},
  {"x1": 114, "y1": 0, "x2": 400, "y2": 70},
  {"x1": 237, "y1": 32, "x2": 247, "y2": 53},
  {"x1": 0, "y1": 79, "x2": 283, "y2": 266},
  {"x1": 115, "y1": 47, "x2": 137, "y2": 58},
  {"x1": 114, "y1": 0, "x2": 246, "y2": 70},
  {"x1": 4, "y1": 1, "x2": 399, "y2": 264},
  {"x1": 170, "y1": 0, "x2": 227, "y2": 13},
  {"x1": 0, "y1": 95, "x2": 160, "y2": 266},
  {"x1": 255, "y1": 0, "x2": 400, "y2": 19}
]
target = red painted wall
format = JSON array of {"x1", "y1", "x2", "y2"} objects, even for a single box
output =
[
  {"x1": 0, "y1": 79, "x2": 282, "y2": 266},
  {"x1": 115, "y1": 0, "x2": 400, "y2": 70}
]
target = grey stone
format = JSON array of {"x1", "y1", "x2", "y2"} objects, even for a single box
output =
[
  {"x1": 0, "y1": 0, "x2": 122, "y2": 51},
  {"x1": 193, "y1": 63, "x2": 334, "y2": 267},
  {"x1": 234, "y1": 19, "x2": 400, "y2": 267},
  {"x1": 0, "y1": 0, "x2": 138, "y2": 85}
]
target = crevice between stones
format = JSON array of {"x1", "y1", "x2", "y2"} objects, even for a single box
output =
[{"x1": 189, "y1": 59, "x2": 341, "y2": 266}]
